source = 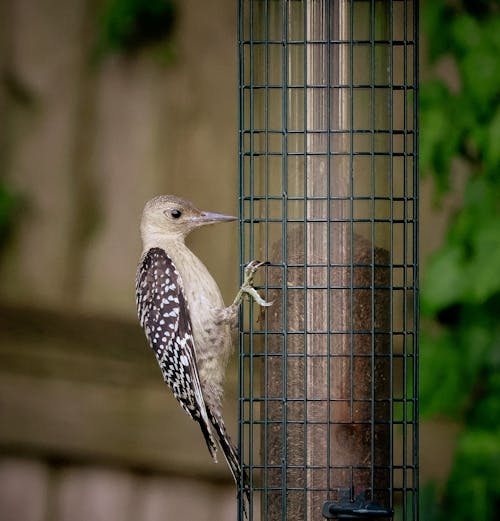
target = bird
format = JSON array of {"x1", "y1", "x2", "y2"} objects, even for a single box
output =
[{"x1": 135, "y1": 194, "x2": 271, "y2": 507}]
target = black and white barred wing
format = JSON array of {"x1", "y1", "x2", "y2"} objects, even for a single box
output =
[{"x1": 136, "y1": 247, "x2": 217, "y2": 460}]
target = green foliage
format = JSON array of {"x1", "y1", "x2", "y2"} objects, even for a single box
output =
[
  {"x1": 422, "y1": 176, "x2": 500, "y2": 312},
  {"x1": 420, "y1": 1, "x2": 500, "y2": 520},
  {"x1": 420, "y1": 298, "x2": 500, "y2": 419},
  {"x1": 445, "y1": 428, "x2": 500, "y2": 521},
  {"x1": 420, "y1": 3, "x2": 500, "y2": 191},
  {"x1": 96, "y1": 0, "x2": 177, "y2": 61}
]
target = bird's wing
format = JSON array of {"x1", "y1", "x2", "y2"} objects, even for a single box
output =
[{"x1": 136, "y1": 247, "x2": 217, "y2": 460}]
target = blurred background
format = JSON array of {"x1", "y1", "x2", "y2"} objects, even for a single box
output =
[{"x1": 0, "y1": 1, "x2": 498, "y2": 520}]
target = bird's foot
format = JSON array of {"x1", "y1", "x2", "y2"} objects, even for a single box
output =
[{"x1": 233, "y1": 260, "x2": 273, "y2": 308}]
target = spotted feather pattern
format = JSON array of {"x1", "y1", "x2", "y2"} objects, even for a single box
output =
[{"x1": 136, "y1": 247, "x2": 217, "y2": 460}]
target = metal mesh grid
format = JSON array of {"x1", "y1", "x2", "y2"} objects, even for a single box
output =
[{"x1": 238, "y1": 1, "x2": 418, "y2": 520}]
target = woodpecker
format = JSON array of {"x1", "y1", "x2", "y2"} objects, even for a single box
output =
[{"x1": 136, "y1": 195, "x2": 270, "y2": 502}]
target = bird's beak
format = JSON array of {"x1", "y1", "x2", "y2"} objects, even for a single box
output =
[{"x1": 191, "y1": 211, "x2": 238, "y2": 225}]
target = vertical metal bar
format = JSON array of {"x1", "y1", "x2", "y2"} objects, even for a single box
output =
[
  {"x1": 389, "y1": 0, "x2": 395, "y2": 512},
  {"x1": 349, "y1": 0, "x2": 355, "y2": 462},
  {"x1": 325, "y1": 0, "x2": 332, "y2": 505},
  {"x1": 370, "y1": 0, "x2": 376, "y2": 500},
  {"x1": 281, "y1": 5, "x2": 288, "y2": 520},
  {"x1": 249, "y1": 4, "x2": 255, "y2": 519},
  {"x1": 403, "y1": 0, "x2": 408, "y2": 517},
  {"x1": 412, "y1": 0, "x2": 419, "y2": 521},
  {"x1": 237, "y1": 3, "x2": 245, "y2": 519},
  {"x1": 264, "y1": 3, "x2": 270, "y2": 519},
  {"x1": 302, "y1": 4, "x2": 309, "y2": 519}
]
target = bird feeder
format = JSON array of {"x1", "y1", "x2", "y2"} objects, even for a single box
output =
[{"x1": 238, "y1": 1, "x2": 418, "y2": 520}]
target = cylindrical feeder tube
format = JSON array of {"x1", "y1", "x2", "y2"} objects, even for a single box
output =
[{"x1": 239, "y1": 1, "x2": 417, "y2": 520}]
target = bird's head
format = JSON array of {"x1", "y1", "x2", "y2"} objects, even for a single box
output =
[{"x1": 140, "y1": 195, "x2": 237, "y2": 244}]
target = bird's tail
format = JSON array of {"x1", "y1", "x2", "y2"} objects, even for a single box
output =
[
  {"x1": 208, "y1": 409, "x2": 250, "y2": 517},
  {"x1": 196, "y1": 412, "x2": 218, "y2": 463}
]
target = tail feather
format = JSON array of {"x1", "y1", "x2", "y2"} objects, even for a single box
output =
[
  {"x1": 197, "y1": 415, "x2": 218, "y2": 463},
  {"x1": 208, "y1": 409, "x2": 250, "y2": 517}
]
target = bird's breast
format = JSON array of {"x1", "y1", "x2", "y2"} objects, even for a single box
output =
[
  {"x1": 180, "y1": 256, "x2": 232, "y2": 392},
  {"x1": 175, "y1": 252, "x2": 226, "y2": 343},
  {"x1": 159, "y1": 243, "x2": 232, "y2": 400}
]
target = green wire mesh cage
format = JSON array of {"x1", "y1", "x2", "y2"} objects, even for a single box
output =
[{"x1": 238, "y1": 1, "x2": 418, "y2": 520}]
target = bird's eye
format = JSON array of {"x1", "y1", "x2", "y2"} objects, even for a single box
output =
[{"x1": 170, "y1": 209, "x2": 182, "y2": 219}]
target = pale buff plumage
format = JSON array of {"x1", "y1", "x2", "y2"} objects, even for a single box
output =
[{"x1": 140, "y1": 195, "x2": 236, "y2": 412}]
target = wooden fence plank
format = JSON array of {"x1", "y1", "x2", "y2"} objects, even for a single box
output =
[
  {"x1": 0, "y1": 458, "x2": 49, "y2": 521},
  {"x1": 0, "y1": 305, "x2": 238, "y2": 480}
]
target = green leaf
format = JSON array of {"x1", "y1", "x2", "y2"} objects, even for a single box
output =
[
  {"x1": 485, "y1": 107, "x2": 500, "y2": 165},
  {"x1": 420, "y1": 330, "x2": 466, "y2": 418},
  {"x1": 96, "y1": 0, "x2": 177, "y2": 60},
  {"x1": 421, "y1": 245, "x2": 465, "y2": 314},
  {"x1": 419, "y1": 81, "x2": 463, "y2": 192},
  {"x1": 466, "y1": 218, "x2": 500, "y2": 302},
  {"x1": 470, "y1": 371, "x2": 500, "y2": 430}
]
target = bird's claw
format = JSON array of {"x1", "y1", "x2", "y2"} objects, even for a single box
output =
[
  {"x1": 234, "y1": 260, "x2": 273, "y2": 307},
  {"x1": 243, "y1": 260, "x2": 267, "y2": 285},
  {"x1": 242, "y1": 286, "x2": 274, "y2": 307}
]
